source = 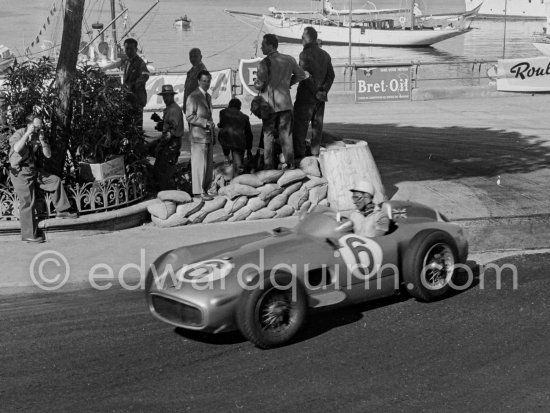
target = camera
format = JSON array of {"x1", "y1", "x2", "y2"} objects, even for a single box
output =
[{"x1": 151, "y1": 112, "x2": 164, "y2": 131}]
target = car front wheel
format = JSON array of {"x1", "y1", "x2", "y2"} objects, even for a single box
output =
[{"x1": 236, "y1": 274, "x2": 307, "y2": 349}]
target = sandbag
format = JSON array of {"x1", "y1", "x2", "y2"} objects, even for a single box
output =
[
  {"x1": 288, "y1": 186, "x2": 309, "y2": 211},
  {"x1": 157, "y1": 190, "x2": 192, "y2": 204},
  {"x1": 151, "y1": 214, "x2": 189, "y2": 228},
  {"x1": 232, "y1": 173, "x2": 263, "y2": 188},
  {"x1": 304, "y1": 176, "x2": 328, "y2": 190},
  {"x1": 176, "y1": 199, "x2": 204, "y2": 218},
  {"x1": 224, "y1": 195, "x2": 248, "y2": 215},
  {"x1": 275, "y1": 205, "x2": 295, "y2": 218},
  {"x1": 299, "y1": 157, "x2": 321, "y2": 177},
  {"x1": 247, "y1": 208, "x2": 277, "y2": 220},
  {"x1": 282, "y1": 181, "x2": 303, "y2": 197},
  {"x1": 257, "y1": 183, "x2": 283, "y2": 202},
  {"x1": 203, "y1": 209, "x2": 231, "y2": 223},
  {"x1": 218, "y1": 183, "x2": 260, "y2": 200},
  {"x1": 267, "y1": 193, "x2": 288, "y2": 211},
  {"x1": 228, "y1": 206, "x2": 252, "y2": 222},
  {"x1": 247, "y1": 197, "x2": 268, "y2": 212},
  {"x1": 189, "y1": 210, "x2": 207, "y2": 224},
  {"x1": 300, "y1": 200, "x2": 312, "y2": 212},
  {"x1": 308, "y1": 184, "x2": 328, "y2": 205},
  {"x1": 318, "y1": 198, "x2": 329, "y2": 207},
  {"x1": 147, "y1": 199, "x2": 177, "y2": 220},
  {"x1": 200, "y1": 196, "x2": 227, "y2": 215},
  {"x1": 277, "y1": 169, "x2": 306, "y2": 187},
  {"x1": 255, "y1": 169, "x2": 284, "y2": 184}
]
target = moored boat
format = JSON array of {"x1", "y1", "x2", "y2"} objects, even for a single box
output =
[
  {"x1": 0, "y1": 45, "x2": 16, "y2": 74},
  {"x1": 174, "y1": 15, "x2": 192, "y2": 28},
  {"x1": 466, "y1": 0, "x2": 547, "y2": 20}
]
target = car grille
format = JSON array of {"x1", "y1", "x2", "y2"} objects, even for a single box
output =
[{"x1": 151, "y1": 295, "x2": 203, "y2": 327}]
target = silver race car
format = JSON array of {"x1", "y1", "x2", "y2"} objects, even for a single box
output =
[{"x1": 145, "y1": 200, "x2": 468, "y2": 349}]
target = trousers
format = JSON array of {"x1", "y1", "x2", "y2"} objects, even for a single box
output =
[
  {"x1": 293, "y1": 101, "x2": 326, "y2": 158},
  {"x1": 191, "y1": 141, "x2": 213, "y2": 195},
  {"x1": 10, "y1": 167, "x2": 71, "y2": 239},
  {"x1": 262, "y1": 110, "x2": 293, "y2": 169}
]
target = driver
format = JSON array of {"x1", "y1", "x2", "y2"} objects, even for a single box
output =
[{"x1": 349, "y1": 180, "x2": 389, "y2": 238}]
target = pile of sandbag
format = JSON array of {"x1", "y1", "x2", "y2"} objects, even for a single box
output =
[{"x1": 148, "y1": 156, "x2": 329, "y2": 227}]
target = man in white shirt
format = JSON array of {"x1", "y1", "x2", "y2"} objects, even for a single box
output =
[{"x1": 349, "y1": 180, "x2": 389, "y2": 238}]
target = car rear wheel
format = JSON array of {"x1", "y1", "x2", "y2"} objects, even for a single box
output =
[
  {"x1": 236, "y1": 275, "x2": 307, "y2": 349},
  {"x1": 402, "y1": 230, "x2": 458, "y2": 302}
]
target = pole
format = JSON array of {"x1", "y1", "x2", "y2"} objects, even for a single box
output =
[
  {"x1": 111, "y1": 0, "x2": 118, "y2": 46},
  {"x1": 78, "y1": 8, "x2": 128, "y2": 53},
  {"x1": 348, "y1": 0, "x2": 352, "y2": 67},
  {"x1": 410, "y1": 0, "x2": 415, "y2": 30},
  {"x1": 119, "y1": 0, "x2": 160, "y2": 42},
  {"x1": 502, "y1": 0, "x2": 508, "y2": 58}
]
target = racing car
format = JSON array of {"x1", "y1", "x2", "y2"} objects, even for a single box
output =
[{"x1": 145, "y1": 200, "x2": 468, "y2": 349}]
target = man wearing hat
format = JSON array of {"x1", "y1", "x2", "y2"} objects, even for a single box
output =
[
  {"x1": 349, "y1": 180, "x2": 389, "y2": 238},
  {"x1": 153, "y1": 84, "x2": 184, "y2": 191}
]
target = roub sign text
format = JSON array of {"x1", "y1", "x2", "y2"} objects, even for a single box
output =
[{"x1": 497, "y1": 56, "x2": 550, "y2": 92}]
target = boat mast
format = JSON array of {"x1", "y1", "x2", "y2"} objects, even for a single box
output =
[
  {"x1": 410, "y1": 0, "x2": 415, "y2": 30},
  {"x1": 111, "y1": 0, "x2": 118, "y2": 45},
  {"x1": 348, "y1": 0, "x2": 352, "y2": 67}
]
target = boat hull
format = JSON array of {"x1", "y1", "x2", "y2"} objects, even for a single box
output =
[
  {"x1": 263, "y1": 15, "x2": 470, "y2": 47},
  {"x1": 533, "y1": 41, "x2": 550, "y2": 56}
]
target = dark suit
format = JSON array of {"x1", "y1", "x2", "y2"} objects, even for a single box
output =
[
  {"x1": 123, "y1": 55, "x2": 150, "y2": 128},
  {"x1": 183, "y1": 62, "x2": 207, "y2": 114},
  {"x1": 217, "y1": 107, "x2": 253, "y2": 173},
  {"x1": 293, "y1": 43, "x2": 335, "y2": 158},
  {"x1": 186, "y1": 88, "x2": 214, "y2": 195}
]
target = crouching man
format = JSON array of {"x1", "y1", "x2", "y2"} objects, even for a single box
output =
[{"x1": 9, "y1": 116, "x2": 76, "y2": 243}]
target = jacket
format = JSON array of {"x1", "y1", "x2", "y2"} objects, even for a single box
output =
[
  {"x1": 217, "y1": 107, "x2": 253, "y2": 151},
  {"x1": 186, "y1": 88, "x2": 214, "y2": 144},
  {"x1": 295, "y1": 43, "x2": 335, "y2": 105},
  {"x1": 254, "y1": 51, "x2": 306, "y2": 112},
  {"x1": 123, "y1": 55, "x2": 150, "y2": 107},
  {"x1": 183, "y1": 62, "x2": 207, "y2": 113}
]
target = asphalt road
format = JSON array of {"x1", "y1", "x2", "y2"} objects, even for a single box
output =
[{"x1": 1, "y1": 253, "x2": 549, "y2": 412}]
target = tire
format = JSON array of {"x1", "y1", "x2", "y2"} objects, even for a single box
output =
[
  {"x1": 236, "y1": 274, "x2": 307, "y2": 349},
  {"x1": 402, "y1": 230, "x2": 458, "y2": 302}
]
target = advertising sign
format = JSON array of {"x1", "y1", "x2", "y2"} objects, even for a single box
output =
[
  {"x1": 497, "y1": 56, "x2": 550, "y2": 92},
  {"x1": 355, "y1": 66, "x2": 412, "y2": 102},
  {"x1": 144, "y1": 68, "x2": 233, "y2": 110},
  {"x1": 238, "y1": 57, "x2": 263, "y2": 95}
]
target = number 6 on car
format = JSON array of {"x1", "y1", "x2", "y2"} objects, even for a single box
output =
[{"x1": 338, "y1": 234, "x2": 384, "y2": 280}]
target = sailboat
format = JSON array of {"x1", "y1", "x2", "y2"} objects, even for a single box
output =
[
  {"x1": 532, "y1": 4, "x2": 550, "y2": 55},
  {"x1": 226, "y1": 0, "x2": 478, "y2": 47}
]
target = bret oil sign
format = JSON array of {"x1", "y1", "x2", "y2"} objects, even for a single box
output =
[{"x1": 355, "y1": 66, "x2": 412, "y2": 102}]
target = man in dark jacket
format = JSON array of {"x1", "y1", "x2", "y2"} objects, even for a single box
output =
[
  {"x1": 217, "y1": 98, "x2": 253, "y2": 175},
  {"x1": 122, "y1": 38, "x2": 150, "y2": 130},
  {"x1": 293, "y1": 27, "x2": 335, "y2": 160}
]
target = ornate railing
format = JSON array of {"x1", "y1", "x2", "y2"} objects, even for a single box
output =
[{"x1": 0, "y1": 173, "x2": 148, "y2": 220}]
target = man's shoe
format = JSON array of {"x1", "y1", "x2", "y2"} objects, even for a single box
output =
[
  {"x1": 22, "y1": 235, "x2": 45, "y2": 243},
  {"x1": 56, "y1": 210, "x2": 78, "y2": 219},
  {"x1": 201, "y1": 194, "x2": 214, "y2": 201}
]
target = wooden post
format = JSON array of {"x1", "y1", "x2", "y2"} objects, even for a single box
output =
[
  {"x1": 52, "y1": 0, "x2": 85, "y2": 176},
  {"x1": 319, "y1": 141, "x2": 387, "y2": 211}
]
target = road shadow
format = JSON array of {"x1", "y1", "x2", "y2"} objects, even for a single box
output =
[{"x1": 174, "y1": 327, "x2": 247, "y2": 345}]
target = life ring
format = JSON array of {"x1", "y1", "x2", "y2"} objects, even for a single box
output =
[{"x1": 399, "y1": 16, "x2": 407, "y2": 25}]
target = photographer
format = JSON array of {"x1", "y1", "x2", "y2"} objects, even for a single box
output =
[
  {"x1": 9, "y1": 115, "x2": 76, "y2": 243},
  {"x1": 151, "y1": 84, "x2": 184, "y2": 191}
]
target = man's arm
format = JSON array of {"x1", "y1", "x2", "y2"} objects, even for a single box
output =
[
  {"x1": 290, "y1": 57, "x2": 307, "y2": 87},
  {"x1": 39, "y1": 132, "x2": 51, "y2": 159},
  {"x1": 253, "y1": 58, "x2": 268, "y2": 92},
  {"x1": 244, "y1": 115, "x2": 253, "y2": 151},
  {"x1": 322, "y1": 56, "x2": 335, "y2": 93},
  {"x1": 11, "y1": 125, "x2": 33, "y2": 154},
  {"x1": 135, "y1": 58, "x2": 150, "y2": 90}
]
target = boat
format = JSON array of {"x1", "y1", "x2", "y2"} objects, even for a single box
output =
[
  {"x1": 174, "y1": 15, "x2": 192, "y2": 29},
  {"x1": 226, "y1": 0, "x2": 477, "y2": 48},
  {"x1": 0, "y1": 45, "x2": 16, "y2": 74},
  {"x1": 532, "y1": 4, "x2": 550, "y2": 55},
  {"x1": 465, "y1": 0, "x2": 547, "y2": 20}
]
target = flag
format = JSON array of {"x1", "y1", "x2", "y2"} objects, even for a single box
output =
[{"x1": 47, "y1": 16, "x2": 50, "y2": 24}]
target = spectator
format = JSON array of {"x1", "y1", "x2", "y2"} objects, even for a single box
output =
[
  {"x1": 153, "y1": 84, "x2": 184, "y2": 191},
  {"x1": 254, "y1": 33, "x2": 306, "y2": 170},
  {"x1": 186, "y1": 70, "x2": 215, "y2": 201},
  {"x1": 349, "y1": 180, "x2": 389, "y2": 238},
  {"x1": 217, "y1": 98, "x2": 253, "y2": 175},
  {"x1": 183, "y1": 48, "x2": 207, "y2": 113},
  {"x1": 122, "y1": 38, "x2": 150, "y2": 130},
  {"x1": 9, "y1": 115, "x2": 77, "y2": 243},
  {"x1": 293, "y1": 27, "x2": 335, "y2": 160}
]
